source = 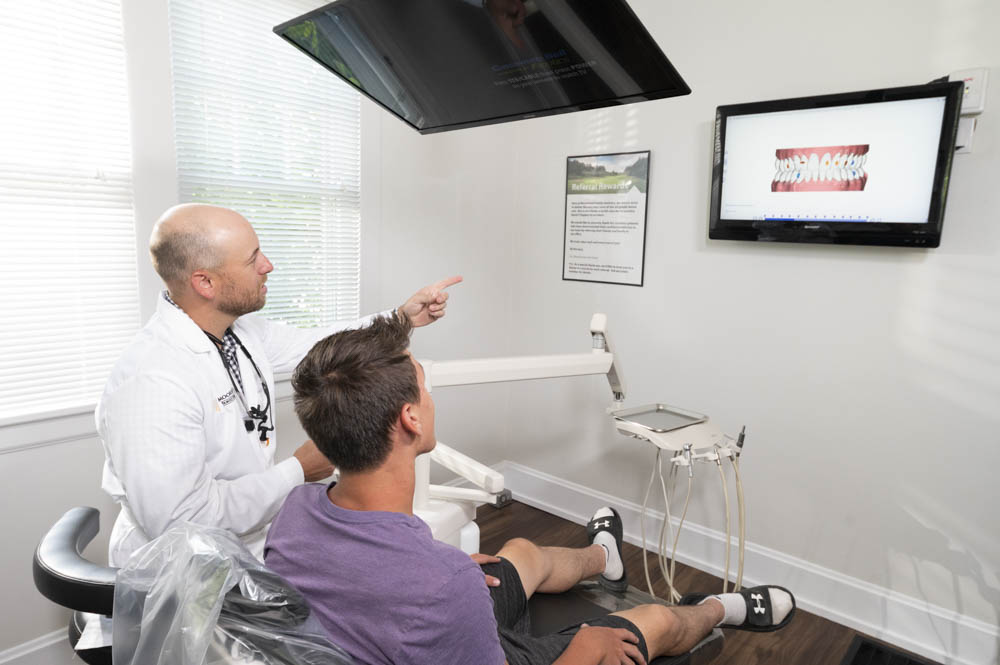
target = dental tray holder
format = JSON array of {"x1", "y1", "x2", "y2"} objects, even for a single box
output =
[
  {"x1": 612, "y1": 403, "x2": 732, "y2": 456},
  {"x1": 611, "y1": 404, "x2": 748, "y2": 599}
]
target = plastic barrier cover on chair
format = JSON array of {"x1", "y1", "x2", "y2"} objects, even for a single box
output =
[{"x1": 112, "y1": 523, "x2": 353, "y2": 665}]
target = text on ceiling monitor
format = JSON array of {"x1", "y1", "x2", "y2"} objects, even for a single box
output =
[
  {"x1": 709, "y1": 81, "x2": 963, "y2": 247},
  {"x1": 274, "y1": 0, "x2": 690, "y2": 134}
]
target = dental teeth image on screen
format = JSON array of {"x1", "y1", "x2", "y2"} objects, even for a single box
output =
[{"x1": 771, "y1": 144, "x2": 869, "y2": 192}]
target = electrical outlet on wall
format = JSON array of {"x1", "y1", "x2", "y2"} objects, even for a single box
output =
[{"x1": 949, "y1": 68, "x2": 989, "y2": 115}]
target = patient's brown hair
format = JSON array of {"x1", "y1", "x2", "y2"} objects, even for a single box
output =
[{"x1": 292, "y1": 313, "x2": 417, "y2": 473}]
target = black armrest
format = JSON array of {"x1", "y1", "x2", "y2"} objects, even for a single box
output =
[{"x1": 33, "y1": 506, "x2": 117, "y2": 616}]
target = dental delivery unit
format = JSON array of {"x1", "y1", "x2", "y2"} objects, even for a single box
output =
[{"x1": 414, "y1": 314, "x2": 747, "y2": 602}]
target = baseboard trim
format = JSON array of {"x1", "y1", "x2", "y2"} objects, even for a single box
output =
[
  {"x1": 496, "y1": 460, "x2": 998, "y2": 665},
  {"x1": 0, "y1": 630, "x2": 65, "y2": 665}
]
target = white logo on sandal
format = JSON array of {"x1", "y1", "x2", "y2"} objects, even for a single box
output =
[
  {"x1": 594, "y1": 520, "x2": 610, "y2": 528},
  {"x1": 751, "y1": 593, "x2": 765, "y2": 614}
]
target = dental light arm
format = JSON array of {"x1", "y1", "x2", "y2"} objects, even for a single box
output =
[
  {"x1": 424, "y1": 313, "x2": 624, "y2": 398},
  {"x1": 425, "y1": 352, "x2": 612, "y2": 386},
  {"x1": 415, "y1": 313, "x2": 624, "y2": 521}
]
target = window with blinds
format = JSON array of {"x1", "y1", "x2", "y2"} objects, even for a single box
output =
[
  {"x1": 0, "y1": 1, "x2": 140, "y2": 422},
  {"x1": 168, "y1": 0, "x2": 362, "y2": 329}
]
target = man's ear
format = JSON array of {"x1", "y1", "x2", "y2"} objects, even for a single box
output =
[
  {"x1": 398, "y1": 402, "x2": 422, "y2": 437},
  {"x1": 189, "y1": 270, "x2": 216, "y2": 300}
]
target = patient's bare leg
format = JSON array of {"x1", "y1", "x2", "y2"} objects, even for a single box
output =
[
  {"x1": 495, "y1": 537, "x2": 605, "y2": 598},
  {"x1": 612, "y1": 601, "x2": 723, "y2": 658},
  {"x1": 495, "y1": 537, "x2": 724, "y2": 657}
]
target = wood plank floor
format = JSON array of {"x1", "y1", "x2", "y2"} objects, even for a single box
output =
[{"x1": 476, "y1": 501, "x2": 935, "y2": 665}]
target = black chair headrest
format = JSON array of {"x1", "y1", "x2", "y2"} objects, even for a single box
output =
[{"x1": 33, "y1": 506, "x2": 117, "y2": 616}]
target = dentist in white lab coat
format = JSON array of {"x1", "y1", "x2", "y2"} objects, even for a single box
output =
[{"x1": 97, "y1": 203, "x2": 460, "y2": 565}]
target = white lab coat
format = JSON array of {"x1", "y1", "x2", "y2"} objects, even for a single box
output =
[{"x1": 97, "y1": 294, "x2": 386, "y2": 565}]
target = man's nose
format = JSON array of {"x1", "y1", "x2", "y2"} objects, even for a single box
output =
[{"x1": 260, "y1": 254, "x2": 274, "y2": 274}]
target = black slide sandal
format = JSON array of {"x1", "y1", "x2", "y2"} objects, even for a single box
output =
[
  {"x1": 586, "y1": 508, "x2": 628, "y2": 593},
  {"x1": 678, "y1": 585, "x2": 796, "y2": 632}
]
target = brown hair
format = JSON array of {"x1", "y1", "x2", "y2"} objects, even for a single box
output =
[{"x1": 292, "y1": 313, "x2": 418, "y2": 473}]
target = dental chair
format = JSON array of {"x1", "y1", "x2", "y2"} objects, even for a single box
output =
[{"x1": 34, "y1": 507, "x2": 723, "y2": 665}]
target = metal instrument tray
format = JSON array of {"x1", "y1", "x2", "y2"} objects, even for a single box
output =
[{"x1": 611, "y1": 403, "x2": 707, "y2": 433}]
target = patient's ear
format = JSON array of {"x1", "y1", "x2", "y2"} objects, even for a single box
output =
[{"x1": 399, "y1": 402, "x2": 421, "y2": 437}]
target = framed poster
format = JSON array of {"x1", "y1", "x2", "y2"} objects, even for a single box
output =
[{"x1": 562, "y1": 150, "x2": 650, "y2": 286}]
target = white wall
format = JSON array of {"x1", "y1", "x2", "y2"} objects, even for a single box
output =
[
  {"x1": 0, "y1": 420, "x2": 116, "y2": 654},
  {"x1": 366, "y1": 0, "x2": 1000, "y2": 632}
]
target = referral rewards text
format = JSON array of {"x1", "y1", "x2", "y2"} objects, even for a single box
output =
[{"x1": 570, "y1": 182, "x2": 633, "y2": 191}]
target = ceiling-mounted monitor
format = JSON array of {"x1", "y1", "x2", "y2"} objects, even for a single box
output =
[
  {"x1": 709, "y1": 81, "x2": 963, "y2": 248},
  {"x1": 274, "y1": 0, "x2": 690, "y2": 134}
]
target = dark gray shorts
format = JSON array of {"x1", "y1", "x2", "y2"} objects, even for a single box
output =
[{"x1": 482, "y1": 558, "x2": 648, "y2": 665}]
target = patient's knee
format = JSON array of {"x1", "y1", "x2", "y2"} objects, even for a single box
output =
[
  {"x1": 496, "y1": 537, "x2": 548, "y2": 594},
  {"x1": 619, "y1": 604, "x2": 682, "y2": 656},
  {"x1": 640, "y1": 603, "x2": 677, "y2": 629},
  {"x1": 498, "y1": 537, "x2": 539, "y2": 560}
]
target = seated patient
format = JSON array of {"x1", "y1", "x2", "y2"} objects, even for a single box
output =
[{"x1": 265, "y1": 314, "x2": 795, "y2": 665}]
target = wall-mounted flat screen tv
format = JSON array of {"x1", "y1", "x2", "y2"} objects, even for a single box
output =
[
  {"x1": 274, "y1": 0, "x2": 690, "y2": 134},
  {"x1": 709, "y1": 81, "x2": 963, "y2": 247}
]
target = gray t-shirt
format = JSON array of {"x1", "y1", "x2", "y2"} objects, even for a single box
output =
[{"x1": 265, "y1": 483, "x2": 506, "y2": 665}]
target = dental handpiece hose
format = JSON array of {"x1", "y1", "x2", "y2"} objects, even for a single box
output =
[
  {"x1": 733, "y1": 427, "x2": 747, "y2": 590},
  {"x1": 715, "y1": 448, "x2": 731, "y2": 594}
]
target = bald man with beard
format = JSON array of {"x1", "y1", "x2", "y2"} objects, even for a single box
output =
[{"x1": 96, "y1": 203, "x2": 460, "y2": 566}]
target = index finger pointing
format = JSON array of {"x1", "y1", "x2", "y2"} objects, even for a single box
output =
[{"x1": 431, "y1": 275, "x2": 463, "y2": 291}]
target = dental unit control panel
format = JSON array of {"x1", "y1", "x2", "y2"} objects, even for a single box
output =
[{"x1": 420, "y1": 314, "x2": 746, "y2": 603}]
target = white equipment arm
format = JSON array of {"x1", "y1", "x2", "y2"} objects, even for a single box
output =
[
  {"x1": 425, "y1": 352, "x2": 611, "y2": 387},
  {"x1": 423, "y1": 313, "x2": 624, "y2": 396},
  {"x1": 431, "y1": 443, "x2": 505, "y2": 493},
  {"x1": 416, "y1": 313, "x2": 624, "y2": 511}
]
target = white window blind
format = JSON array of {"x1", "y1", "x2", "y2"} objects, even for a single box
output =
[
  {"x1": 169, "y1": 0, "x2": 362, "y2": 328},
  {"x1": 0, "y1": 1, "x2": 139, "y2": 423}
]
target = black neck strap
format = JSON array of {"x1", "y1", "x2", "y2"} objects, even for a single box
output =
[{"x1": 202, "y1": 329, "x2": 273, "y2": 442}]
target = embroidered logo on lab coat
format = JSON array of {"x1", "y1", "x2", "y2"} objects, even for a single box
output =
[{"x1": 217, "y1": 389, "x2": 237, "y2": 406}]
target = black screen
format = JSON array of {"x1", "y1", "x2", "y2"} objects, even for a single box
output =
[{"x1": 274, "y1": 0, "x2": 690, "y2": 133}]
